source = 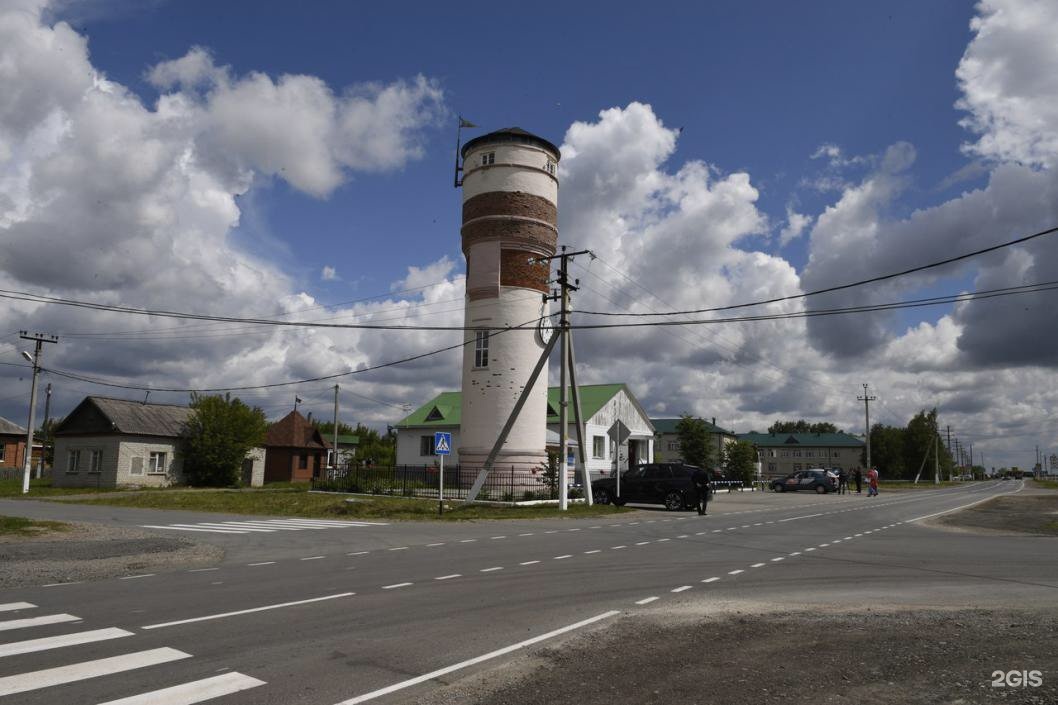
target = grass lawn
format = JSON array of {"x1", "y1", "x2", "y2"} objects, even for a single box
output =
[
  {"x1": 60, "y1": 488, "x2": 632, "y2": 521},
  {"x1": 0, "y1": 477, "x2": 123, "y2": 498},
  {"x1": 876, "y1": 480, "x2": 969, "y2": 491},
  {"x1": 1033, "y1": 479, "x2": 1058, "y2": 490},
  {"x1": 0, "y1": 515, "x2": 71, "y2": 537}
]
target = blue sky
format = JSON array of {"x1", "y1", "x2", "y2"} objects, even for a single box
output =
[
  {"x1": 74, "y1": 0, "x2": 979, "y2": 300},
  {"x1": 3, "y1": 0, "x2": 1056, "y2": 469}
]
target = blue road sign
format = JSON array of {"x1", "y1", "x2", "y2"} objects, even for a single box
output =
[{"x1": 434, "y1": 432, "x2": 452, "y2": 455}]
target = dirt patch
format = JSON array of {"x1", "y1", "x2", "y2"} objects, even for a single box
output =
[
  {"x1": 424, "y1": 609, "x2": 1058, "y2": 705},
  {"x1": 0, "y1": 521, "x2": 222, "y2": 588},
  {"x1": 933, "y1": 495, "x2": 1058, "y2": 536}
]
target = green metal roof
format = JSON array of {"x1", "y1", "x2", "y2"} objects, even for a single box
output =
[
  {"x1": 335, "y1": 434, "x2": 359, "y2": 445},
  {"x1": 738, "y1": 432, "x2": 864, "y2": 447},
  {"x1": 650, "y1": 417, "x2": 734, "y2": 436},
  {"x1": 396, "y1": 384, "x2": 634, "y2": 429}
]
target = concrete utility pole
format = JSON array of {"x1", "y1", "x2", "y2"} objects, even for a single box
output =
[
  {"x1": 552, "y1": 247, "x2": 591, "y2": 511},
  {"x1": 857, "y1": 384, "x2": 876, "y2": 471},
  {"x1": 19, "y1": 332, "x2": 57, "y2": 495},
  {"x1": 332, "y1": 385, "x2": 340, "y2": 471},
  {"x1": 934, "y1": 433, "x2": 940, "y2": 485}
]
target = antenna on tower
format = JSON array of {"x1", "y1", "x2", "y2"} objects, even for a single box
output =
[{"x1": 453, "y1": 115, "x2": 478, "y2": 188}]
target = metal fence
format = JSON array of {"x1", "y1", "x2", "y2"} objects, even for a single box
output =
[{"x1": 310, "y1": 464, "x2": 572, "y2": 503}]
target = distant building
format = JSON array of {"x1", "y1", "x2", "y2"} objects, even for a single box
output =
[
  {"x1": 326, "y1": 434, "x2": 359, "y2": 469},
  {"x1": 738, "y1": 431, "x2": 865, "y2": 478},
  {"x1": 0, "y1": 416, "x2": 27, "y2": 471},
  {"x1": 395, "y1": 383, "x2": 654, "y2": 481},
  {"x1": 651, "y1": 418, "x2": 736, "y2": 466},
  {"x1": 51, "y1": 396, "x2": 265, "y2": 488},
  {"x1": 263, "y1": 410, "x2": 331, "y2": 483}
]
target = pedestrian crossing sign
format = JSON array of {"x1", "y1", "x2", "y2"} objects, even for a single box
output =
[{"x1": 434, "y1": 432, "x2": 452, "y2": 455}]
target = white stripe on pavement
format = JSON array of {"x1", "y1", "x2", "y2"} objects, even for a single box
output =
[
  {"x1": 96, "y1": 672, "x2": 266, "y2": 705},
  {"x1": 142, "y1": 593, "x2": 354, "y2": 630},
  {"x1": 0, "y1": 627, "x2": 132, "y2": 658},
  {"x1": 333, "y1": 611, "x2": 620, "y2": 705},
  {"x1": 141, "y1": 525, "x2": 248, "y2": 534},
  {"x1": 180, "y1": 524, "x2": 276, "y2": 533},
  {"x1": 0, "y1": 647, "x2": 191, "y2": 697},
  {"x1": 0, "y1": 603, "x2": 34, "y2": 613},
  {"x1": 0, "y1": 614, "x2": 80, "y2": 632}
]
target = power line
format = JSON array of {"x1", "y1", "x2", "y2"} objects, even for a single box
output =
[{"x1": 576, "y1": 224, "x2": 1058, "y2": 317}]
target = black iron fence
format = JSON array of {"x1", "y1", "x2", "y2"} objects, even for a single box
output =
[{"x1": 310, "y1": 464, "x2": 574, "y2": 503}]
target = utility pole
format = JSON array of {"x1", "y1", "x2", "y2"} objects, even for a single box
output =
[
  {"x1": 332, "y1": 385, "x2": 340, "y2": 472},
  {"x1": 933, "y1": 433, "x2": 940, "y2": 485},
  {"x1": 969, "y1": 442, "x2": 973, "y2": 477},
  {"x1": 19, "y1": 332, "x2": 57, "y2": 495},
  {"x1": 36, "y1": 382, "x2": 52, "y2": 479},
  {"x1": 857, "y1": 383, "x2": 876, "y2": 471}
]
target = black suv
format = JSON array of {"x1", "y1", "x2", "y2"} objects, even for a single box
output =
[
  {"x1": 771, "y1": 469, "x2": 837, "y2": 494},
  {"x1": 592, "y1": 463, "x2": 706, "y2": 510}
]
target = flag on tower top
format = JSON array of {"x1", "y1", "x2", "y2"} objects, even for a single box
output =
[{"x1": 458, "y1": 116, "x2": 478, "y2": 128}]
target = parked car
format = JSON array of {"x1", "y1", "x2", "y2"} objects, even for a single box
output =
[
  {"x1": 771, "y1": 469, "x2": 837, "y2": 494},
  {"x1": 592, "y1": 462, "x2": 706, "y2": 510}
]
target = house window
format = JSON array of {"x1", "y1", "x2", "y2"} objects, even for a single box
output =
[
  {"x1": 89, "y1": 450, "x2": 102, "y2": 473},
  {"x1": 474, "y1": 330, "x2": 489, "y2": 368},
  {"x1": 67, "y1": 449, "x2": 81, "y2": 473},
  {"x1": 545, "y1": 160, "x2": 556, "y2": 175},
  {"x1": 592, "y1": 436, "x2": 605, "y2": 459},
  {"x1": 667, "y1": 441, "x2": 680, "y2": 451},
  {"x1": 480, "y1": 151, "x2": 495, "y2": 166},
  {"x1": 805, "y1": 450, "x2": 814, "y2": 458},
  {"x1": 780, "y1": 450, "x2": 790, "y2": 458},
  {"x1": 299, "y1": 453, "x2": 308, "y2": 469},
  {"x1": 793, "y1": 450, "x2": 802, "y2": 457},
  {"x1": 148, "y1": 451, "x2": 167, "y2": 475},
  {"x1": 768, "y1": 462, "x2": 777, "y2": 473},
  {"x1": 420, "y1": 435, "x2": 436, "y2": 456},
  {"x1": 0, "y1": 445, "x2": 4, "y2": 462}
]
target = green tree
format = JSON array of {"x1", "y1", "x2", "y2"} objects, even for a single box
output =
[
  {"x1": 675, "y1": 415, "x2": 714, "y2": 468},
  {"x1": 768, "y1": 420, "x2": 840, "y2": 434},
  {"x1": 868, "y1": 423, "x2": 907, "y2": 478},
  {"x1": 312, "y1": 421, "x2": 396, "y2": 467},
  {"x1": 722, "y1": 440, "x2": 758, "y2": 483},
  {"x1": 182, "y1": 393, "x2": 268, "y2": 486}
]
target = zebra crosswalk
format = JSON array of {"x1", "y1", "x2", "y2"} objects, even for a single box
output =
[
  {"x1": 0, "y1": 601, "x2": 265, "y2": 702},
  {"x1": 141, "y1": 517, "x2": 388, "y2": 535}
]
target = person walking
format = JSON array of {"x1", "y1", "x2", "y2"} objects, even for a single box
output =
[
  {"x1": 837, "y1": 468, "x2": 849, "y2": 494},
  {"x1": 692, "y1": 467, "x2": 713, "y2": 515},
  {"x1": 853, "y1": 467, "x2": 863, "y2": 494},
  {"x1": 867, "y1": 467, "x2": 879, "y2": 497}
]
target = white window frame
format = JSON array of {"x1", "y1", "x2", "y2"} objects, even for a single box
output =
[
  {"x1": 545, "y1": 160, "x2": 556, "y2": 175},
  {"x1": 480, "y1": 151, "x2": 495, "y2": 166},
  {"x1": 148, "y1": 451, "x2": 168, "y2": 475},
  {"x1": 592, "y1": 436, "x2": 605, "y2": 459},
  {"x1": 474, "y1": 330, "x2": 489, "y2": 368},
  {"x1": 66, "y1": 449, "x2": 81, "y2": 474},
  {"x1": 667, "y1": 441, "x2": 680, "y2": 451},
  {"x1": 88, "y1": 449, "x2": 103, "y2": 473}
]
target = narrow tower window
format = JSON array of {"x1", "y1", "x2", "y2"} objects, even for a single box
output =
[
  {"x1": 545, "y1": 160, "x2": 556, "y2": 175},
  {"x1": 480, "y1": 152, "x2": 495, "y2": 166},
  {"x1": 474, "y1": 330, "x2": 490, "y2": 368}
]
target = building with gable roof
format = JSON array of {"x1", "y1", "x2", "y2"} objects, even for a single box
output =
[
  {"x1": 394, "y1": 383, "x2": 653, "y2": 480},
  {"x1": 651, "y1": 417, "x2": 737, "y2": 466},
  {"x1": 0, "y1": 416, "x2": 27, "y2": 471},
  {"x1": 738, "y1": 431, "x2": 865, "y2": 478},
  {"x1": 51, "y1": 396, "x2": 265, "y2": 488},
  {"x1": 262, "y1": 410, "x2": 331, "y2": 483}
]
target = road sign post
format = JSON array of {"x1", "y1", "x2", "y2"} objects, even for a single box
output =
[
  {"x1": 434, "y1": 432, "x2": 451, "y2": 515},
  {"x1": 607, "y1": 420, "x2": 631, "y2": 502}
]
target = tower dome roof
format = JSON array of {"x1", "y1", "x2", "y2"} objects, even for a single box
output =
[{"x1": 461, "y1": 127, "x2": 560, "y2": 160}]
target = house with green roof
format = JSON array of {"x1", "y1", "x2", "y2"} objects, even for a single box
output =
[
  {"x1": 651, "y1": 417, "x2": 737, "y2": 465},
  {"x1": 738, "y1": 431, "x2": 865, "y2": 478},
  {"x1": 394, "y1": 384, "x2": 654, "y2": 479}
]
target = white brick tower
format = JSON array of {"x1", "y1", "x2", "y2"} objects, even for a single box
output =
[{"x1": 458, "y1": 127, "x2": 560, "y2": 473}]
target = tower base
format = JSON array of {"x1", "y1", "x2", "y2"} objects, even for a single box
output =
[{"x1": 457, "y1": 448, "x2": 551, "y2": 499}]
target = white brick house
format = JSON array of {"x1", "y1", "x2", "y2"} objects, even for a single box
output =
[{"x1": 52, "y1": 396, "x2": 264, "y2": 488}]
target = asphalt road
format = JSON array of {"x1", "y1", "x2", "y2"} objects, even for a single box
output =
[{"x1": 1, "y1": 481, "x2": 1052, "y2": 704}]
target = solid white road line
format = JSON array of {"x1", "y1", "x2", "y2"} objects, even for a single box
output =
[
  {"x1": 671, "y1": 586, "x2": 692, "y2": 593},
  {"x1": 382, "y1": 583, "x2": 413, "y2": 590},
  {"x1": 141, "y1": 525, "x2": 247, "y2": 534},
  {"x1": 333, "y1": 611, "x2": 620, "y2": 705},
  {"x1": 434, "y1": 575, "x2": 461, "y2": 580},
  {"x1": 119, "y1": 574, "x2": 155, "y2": 580},
  {"x1": 300, "y1": 556, "x2": 326, "y2": 561},
  {"x1": 635, "y1": 597, "x2": 658, "y2": 605},
  {"x1": 0, "y1": 628, "x2": 132, "y2": 658},
  {"x1": 96, "y1": 672, "x2": 266, "y2": 705},
  {"x1": 0, "y1": 647, "x2": 191, "y2": 697},
  {"x1": 906, "y1": 483, "x2": 1022, "y2": 522},
  {"x1": 0, "y1": 614, "x2": 80, "y2": 632},
  {"x1": 778, "y1": 513, "x2": 824, "y2": 523},
  {"x1": 142, "y1": 593, "x2": 354, "y2": 630},
  {"x1": 0, "y1": 603, "x2": 34, "y2": 613},
  {"x1": 42, "y1": 582, "x2": 82, "y2": 587},
  {"x1": 184, "y1": 523, "x2": 276, "y2": 533}
]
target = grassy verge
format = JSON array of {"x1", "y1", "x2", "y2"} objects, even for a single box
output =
[
  {"x1": 0, "y1": 477, "x2": 123, "y2": 498},
  {"x1": 59, "y1": 488, "x2": 631, "y2": 521},
  {"x1": 876, "y1": 480, "x2": 969, "y2": 491},
  {"x1": 1033, "y1": 479, "x2": 1058, "y2": 491},
  {"x1": 0, "y1": 515, "x2": 71, "y2": 537}
]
